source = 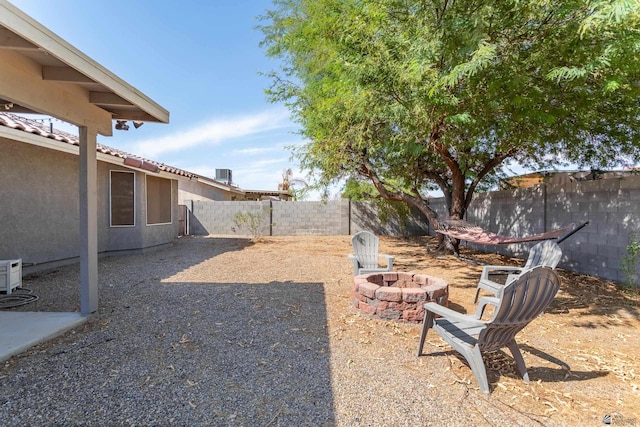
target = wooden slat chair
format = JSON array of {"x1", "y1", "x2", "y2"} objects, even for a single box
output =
[
  {"x1": 417, "y1": 266, "x2": 561, "y2": 395},
  {"x1": 348, "y1": 231, "x2": 394, "y2": 275},
  {"x1": 474, "y1": 240, "x2": 562, "y2": 303}
]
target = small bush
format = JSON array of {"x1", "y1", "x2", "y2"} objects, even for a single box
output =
[
  {"x1": 620, "y1": 232, "x2": 640, "y2": 294},
  {"x1": 232, "y1": 209, "x2": 274, "y2": 241}
]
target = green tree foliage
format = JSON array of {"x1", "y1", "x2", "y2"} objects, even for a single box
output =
[
  {"x1": 259, "y1": 0, "x2": 640, "y2": 250},
  {"x1": 620, "y1": 232, "x2": 640, "y2": 294}
]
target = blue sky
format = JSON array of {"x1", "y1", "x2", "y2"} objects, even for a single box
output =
[{"x1": 10, "y1": 0, "x2": 310, "y2": 194}]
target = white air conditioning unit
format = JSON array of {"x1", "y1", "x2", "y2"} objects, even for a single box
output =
[
  {"x1": 1, "y1": 259, "x2": 22, "y2": 294},
  {"x1": 215, "y1": 168, "x2": 232, "y2": 184}
]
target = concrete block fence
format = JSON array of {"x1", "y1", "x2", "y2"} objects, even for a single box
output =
[
  {"x1": 184, "y1": 175, "x2": 640, "y2": 283},
  {"x1": 185, "y1": 199, "x2": 429, "y2": 237},
  {"x1": 457, "y1": 175, "x2": 640, "y2": 283}
]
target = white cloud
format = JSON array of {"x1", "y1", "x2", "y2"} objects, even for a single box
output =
[
  {"x1": 231, "y1": 139, "x2": 301, "y2": 156},
  {"x1": 232, "y1": 146, "x2": 280, "y2": 156},
  {"x1": 130, "y1": 108, "x2": 293, "y2": 157}
]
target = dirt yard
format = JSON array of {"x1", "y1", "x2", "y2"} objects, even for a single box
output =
[
  {"x1": 5, "y1": 234, "x2": 639, "y2": 426},
  {"x1": 260, "y1": 234, "x2": 640, "y2": 425}
]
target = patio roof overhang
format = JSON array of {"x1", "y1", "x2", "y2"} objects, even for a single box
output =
[
  {"x1": 0, "y1": 0, "x2": 169, "y2": 316},
  {"x1": 0, "y1": 0, "x2": 169, "y2": 134}
]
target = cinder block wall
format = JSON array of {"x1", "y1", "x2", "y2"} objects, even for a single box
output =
[
  {"x1": 188, "y1": 200, "x2": 272, "y2": 236},
  {"x1": 186, "y1": 175, "x2": 640, "y2": 282},
  {"x1": 187, "y1": 199, "x2": 428, "y2": 237},
  {"x1": 462, "y1": 186, "x2": 547, "y2": 260},
  {"x1": 272, "y1": 200, "x2": 350, "y2": 235},
  {"x1": 350, "y1": 201, "x2": 430, "y2": 236},
  {"x1": 546, "y1": 177, "x2": 640, "y2": 281},
  {"x1": 188, "y1": 200, "x2": 351, "y2": 236},
  {"x1": 437, "y1": 177, "x2": 640, "y2": 282}
]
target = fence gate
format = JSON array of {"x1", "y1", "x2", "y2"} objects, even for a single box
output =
[{"x1": 178, "y1": 204, "x2": 188, "y2": 236}]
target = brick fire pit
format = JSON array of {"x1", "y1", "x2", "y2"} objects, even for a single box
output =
[{"x1": 353, "y1": 272, "x2": 449, "y2": 323}]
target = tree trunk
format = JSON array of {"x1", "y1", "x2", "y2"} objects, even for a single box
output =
[
  {"x1": 409, "y1": 197, "x2": 462, "y2": 255},
  {"x1": 431, "y1": 232, "x2": 460, "y2": 255}
]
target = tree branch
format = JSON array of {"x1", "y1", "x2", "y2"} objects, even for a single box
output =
[
  {"x1": 361, "y1": 156, "x2": 440, "y2": 225},
  {"x1": 464, "y1": 148, "x2": 518, "y2": 210}
]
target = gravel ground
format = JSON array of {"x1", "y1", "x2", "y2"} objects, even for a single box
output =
[{"x1": 0, "y1": 235, "x2": 637, "y2": 426}]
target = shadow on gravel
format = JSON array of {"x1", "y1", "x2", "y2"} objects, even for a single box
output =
[
  {"x1": 0, "y1": 280, "x2": 336, "y2": 426},
  {"x1": 2, "y1": 237, "x2": 337, "y2": 424},
  {"x1": 6, "y1": 236, "x2": 254, "y2": 313},
  {"x1": 425, "y1": 344, "x2": 609, "y2": 394}
]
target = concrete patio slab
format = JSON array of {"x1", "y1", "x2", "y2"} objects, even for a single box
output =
[{"x1": 0, "y1": 311, "x2": 88, "y2": 362}]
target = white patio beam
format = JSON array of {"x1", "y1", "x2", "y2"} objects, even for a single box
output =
[
  {"x1": 79, "y1": 126, "x2": 99, "y2": 315},
  {"x1": 0, "y1": 27, "x2": 38, "y2": 49},
  {"x1": 0, "y1": 0, "x2": 169, "y2": 126},
  {"x1": 0, "y1": 50, "x2": 113, "y2": 135}
]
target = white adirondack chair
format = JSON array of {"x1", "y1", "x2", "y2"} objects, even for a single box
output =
[
  {"x1": 348, "y1": 231, "x2": 394, "y2": 275},
  {"x1": 474, "y1": 240, "x2": 562, "y2": 303},
  {"x1": 417, "y1": 266, "x2": 561, "y2": 394}
]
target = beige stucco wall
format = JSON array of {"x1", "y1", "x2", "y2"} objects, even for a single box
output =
[
  {"x1": 178, "y1": 180, "x2": 237, "y2": 204},
  {"x1": 0, "y1": 137, "x2": 179, "y2": 272}
]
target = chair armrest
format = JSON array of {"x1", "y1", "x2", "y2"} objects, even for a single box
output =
[
  {"x1": 348, "y1": 254, "x2": 360, "y2": 276},
  {"x1": 474, "y1": 296, "x2": 500, "y2": 319},
  {"x1": 380, "y1": 254, "x2": 394, "y2": 270},
  {"x1": 480, "y1": 265, "x2": 522, "y2": 281},
  {"x1": 423, "y1": 302, "x2": 486, "y2": 327}
]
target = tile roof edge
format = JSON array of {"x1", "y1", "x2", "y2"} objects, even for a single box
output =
[{"x1": 0, "y1": 112, "x2": 197, "y2": 180}]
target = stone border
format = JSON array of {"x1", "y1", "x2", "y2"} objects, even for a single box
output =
[{"x1": 352, "y1": 272, "x2": 448, "y2": 323}]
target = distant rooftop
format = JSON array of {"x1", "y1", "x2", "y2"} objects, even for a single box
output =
[{"x1": 501, "y1": 169, "x2": 640, "y2": 189}]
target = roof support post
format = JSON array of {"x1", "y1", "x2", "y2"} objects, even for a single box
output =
[{"x1": 79, "y1": 126, "x2": 98, "y2": 315}]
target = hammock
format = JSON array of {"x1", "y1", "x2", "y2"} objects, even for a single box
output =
[{"x1": 434, "y1": 220, "x2": 583, "y2": 245}]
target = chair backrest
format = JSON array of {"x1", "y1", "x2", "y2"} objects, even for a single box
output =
[
  {"x1": 351, "y1": 231, "x2": 380, "y2": 269},
  {"x1": 479, "y1": 266, "x2": 560, "y2": 351},
  {"x1": 523, "y1": 240, "x2": 563, "y2": 270}
]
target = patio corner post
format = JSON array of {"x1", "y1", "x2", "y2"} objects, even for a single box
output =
[{"x1": 79, "y1": 125, "x2": 99, "y2": 315}]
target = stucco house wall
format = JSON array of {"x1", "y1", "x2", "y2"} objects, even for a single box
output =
[
  {"x1": 0, "y1": 136, "x2": 179, "y2": 273},
  {"x1": 178, "y1": 179, "x2": 233, "y2": 204},
  {"x1": 98, "y1": 163, "x2": 179, "y2": 255},
  {"x1": 1, "y1": 137, "x2": 79, "y2": 267}
]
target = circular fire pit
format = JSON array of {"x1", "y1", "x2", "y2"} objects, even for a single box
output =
[{"x1": 353, "y1": 272, "x2": 448, "y2": 323}]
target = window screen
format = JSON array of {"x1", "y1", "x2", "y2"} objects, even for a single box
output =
[
  {"x1": 110, "y1": 171, "x2": 135, "y2": 226},
  {"x1": 146, "y1": 175, "x2": 172, "y2": 225}
]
